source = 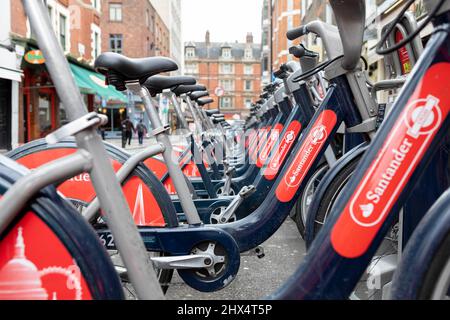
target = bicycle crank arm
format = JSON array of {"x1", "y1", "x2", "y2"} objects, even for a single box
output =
[
  {"x1": 151, "y1": 254, "x2": 215, "y2": 269},
  {"x1": 97, "y1": 225, "x2": 240, "y2": 292}
]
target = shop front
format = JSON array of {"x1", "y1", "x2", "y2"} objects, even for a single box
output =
[{"x1": 21, "y1": 51, "x2": 127, "y2": 143}]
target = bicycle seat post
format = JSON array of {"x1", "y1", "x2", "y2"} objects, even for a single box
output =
[
  {"x1": 183, "y1": 94, "x2": 205, "y2": 135},
  {"x1": 169, "y1": 92, "x2": 190, "y2": 130},
  {"x1": 126, "y1": 81, "x2": 202, "y2": 225}
]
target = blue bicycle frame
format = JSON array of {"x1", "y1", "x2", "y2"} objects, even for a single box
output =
[{"x1": 273, "y1": 11, "x2": 450, "y2": 299}]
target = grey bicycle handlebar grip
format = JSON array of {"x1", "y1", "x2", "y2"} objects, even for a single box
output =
[
  {"x1": 286, "y1": 25, "x2": 308, "y2": 40},
  {"x1": 288, "y1": 21, "x2": 343, "y2": 61},
  {"x1": 289, "y1": 45, "x2": 306, "y2": 58}
]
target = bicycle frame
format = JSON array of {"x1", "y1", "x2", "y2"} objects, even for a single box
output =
[
  {"x1": 273, "y1": 11, "x2": 450, "y2": 299},
  {"x1": 0, "y1": 0, "x2": 165, "y2": 300},
  {"x1": 216, "y1": 72, "x2": 364, "y2": 252}
]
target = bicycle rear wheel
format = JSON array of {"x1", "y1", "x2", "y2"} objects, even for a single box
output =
[{"x1": 0, "y1": 159, "x2": 123, "y2": 300}]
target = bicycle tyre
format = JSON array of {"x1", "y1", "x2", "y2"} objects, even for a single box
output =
[{"x1": 305, "y1": 154, "x2": 362, "y2": 248}]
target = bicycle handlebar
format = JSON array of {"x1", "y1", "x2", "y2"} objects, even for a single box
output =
[
  {"x1": 289, "y1": 45, "x2": 305, "y2": 59},
  {"x1": 286, "y1": 25, "x2": 309, "y2": 41},
  {"x1": 286, "y1": 20, "x2": 343, "y2": 61}
]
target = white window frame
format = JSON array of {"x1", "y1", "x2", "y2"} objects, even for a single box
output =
[
  {"x1": 244, "y1": 48, "x2": 253, "y2": 60},
  {"x1": 222, "y1": 48, "x2": 232, "y2": 59},
  {"x1": 186, "y1": 47, "x2": 195, "y2": 58},
  {"x1": 244, "y1": 64, "x2": 253, "y2": 75},
  {"x1": 184, "y1": 62, "x2": 198, "y2": 74},
  {"x1": 220, "y1": 63, "x2": 234, "y2": 74},
  {"x1": 245, "y1": 99, "x2": 252, "y2": 109},
  {"x1": 91, "y1": 0, "x2": 101, "y2": 12},
  {"x1": 32, "y1": 0, "x2": 70, "y2": 53},
  {"x1": 244, "y1": 80, "x2": 252, "y2": 91},
  {"x1": 220, "y1": 97, "x2": 232, "y2": 109},
  {"x1": 58, "y1": 12, "x2": 68, "y2": 52},
  {"x1": 91, "y1": 23, "x2": 101, "y2": 61},
  {"x1": 220, "y1": 79, "x2": 234, "y2": 91},
  {"x1": 109, "y1": 34, "x2": 123, "y2": 54},
  {"x1": 109, "y1": 3, "x2": 123, "y2": 22}
]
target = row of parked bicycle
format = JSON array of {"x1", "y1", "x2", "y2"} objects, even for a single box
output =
[{"x1": 0, "y1": 0, "x2": 449, "y2": 300}]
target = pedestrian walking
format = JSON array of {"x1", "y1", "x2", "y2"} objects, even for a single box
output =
[
  {"x1": 121, "y1": 117, "x2": 135, "y2": 148},
  {"x1": 136, "y1": 120, "x2": 148, "y2": 145}
]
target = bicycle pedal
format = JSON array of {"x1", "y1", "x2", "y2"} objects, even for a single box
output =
[
  {"x1": 241, "y1": 246, "x2": 265, "y2": 259},
  {"x1": 239, "y1": 185, "x2": 257, "y2": 198}
]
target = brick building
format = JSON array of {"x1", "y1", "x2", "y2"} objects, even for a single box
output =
[
  {"x1": 101, "y1": 0, "x2": 170, "y2": 58},
  {"x1": 271, "y1": 0, "x2": 302, "y2": 71},
  {"x1": 7, "y1": 0, "x2": 126, "y2": 145},
  {"x1": 184, "y1": 32, "x2": 262, "y2": 120},
  {"x1": 100, "y1": 0, "x2": 171, "y2": 135},
  {"x1": 150, "y1": 0, "x2": 183, "y2": 75}
]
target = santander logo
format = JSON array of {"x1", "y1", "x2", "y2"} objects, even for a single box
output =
[
  {"x1": 259, "y1": 130, "x2": 280, "y2": 162},
  {"x1": 350, "y1": 95, "x2": 442, "y2": 227},
  {"x1": 263, "y1": 120, "x2": 302, "y2": 181},
  {"x1": 276, "y1": 110, "x2": 337, "y2": 202},
  {"x1": 331, "y1": 58, "x2": 450, "y2": 260},
  {"x1": 68, "y1": 173, "x2": 91, "y2": 183},
  {"x1": 285, "y1": 124, "x2": 329, "y2": 188},
  {"x1": 270, "y1": 130, "x2": 296, "y2": 170},
  {"x1": 310, "y1": 125, "x2": 328, "y2": 145}
]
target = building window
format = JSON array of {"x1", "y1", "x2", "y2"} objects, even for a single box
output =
[
  {"x1": 244, "y1": 80, "x2": 252, "y2": 91},
  {"x1": 244, "y1": 48, "x2": 253, "y2": 59},
  {"x1": 185, "y1": 63, "x2": 198, "y2": 74},
  {"x1": 220, "y1": 97, "x2": 232, "y2": 109},
  {"x1": 47, "y1": 5, "x2": 53, "y2": 21},
  {"x1": 220, "y1": 79, "x2": 234, "y2": 91},
  {"x1": 186, "y1": 47, "x2": 195, "y2": 58},
  {"x1": 149, "y1": 15, "x2": 155, "y2": 33},
  {"x1": 288, "y1": 0, "x2": 294, "y2": 11},
  {"x1": 220, "y1": 63, "x2": 233, "y2": 74},
  {"x1": 244, "y1": 64, "x2": 253, "y2": 75},
  {"x1": 92, "y1": 0, "x2": 101, "y2": 11},
  {"x1": 93, "y1": 31, "x2": 100, "y2": 59},
  {"x1": 109, "y1": 3, "x2": 122, "y2": 21},
  {"x1": 222, "y1": 48, "x2": 232, "y2": 59},
  {"x1": 301, "y1": 0, "x2": 306, "y2": 18},
  {"x1": 109, "y1": 34, "x2": 123, "y2": 54},
  {"x1": 245, "y1": 99, "x2": 252, "y2": 109},
  {"x1": 263, "y1": 57, "x2": 269, "y2": 72},
  {"x1": 59, "y1": 14, "x2": 67, "y2": 51}
]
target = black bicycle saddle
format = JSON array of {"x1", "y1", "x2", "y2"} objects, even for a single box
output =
[
  {"x1": 190, "y1": 91, "x2": 209, "y2": 101},
  {"x1": 201, "y1": 107, "x2": 220, "y2": 117},
  {"x1": 198, "y1": 99, "x2": 215, "y2": 107},
  {"x1": 94, "y1": 52, "x2": 178, "y2": 91},
  {"x1": 144, "y1": 75, "x2": 196, "y2": 96},
  {"x1": 173, "y1": 85, "x2": 207, "y2": 96}
]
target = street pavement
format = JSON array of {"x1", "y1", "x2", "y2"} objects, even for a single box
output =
[
  {"x1": 108, "y1": 136, "x2": 307, "y2": 300},
  {"x1": 166, "y1": 218, "x2": 305, "y2": 300}
]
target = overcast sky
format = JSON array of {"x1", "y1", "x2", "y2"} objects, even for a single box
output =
[{"x1": 181, "y1": 0, "x2": 263, "y2": 44}]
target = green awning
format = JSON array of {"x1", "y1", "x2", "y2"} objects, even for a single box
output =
[{"x1": 69, "y1": 63, "x2": 127, "y2": 102}]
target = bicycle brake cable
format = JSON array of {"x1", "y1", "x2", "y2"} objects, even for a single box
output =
[
  {"x1": 376, "y1": 0, "x2": 446, "y2": 55},
  {"x1": 293, "y1": 55, "x2": 344, "y2": 83}
]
